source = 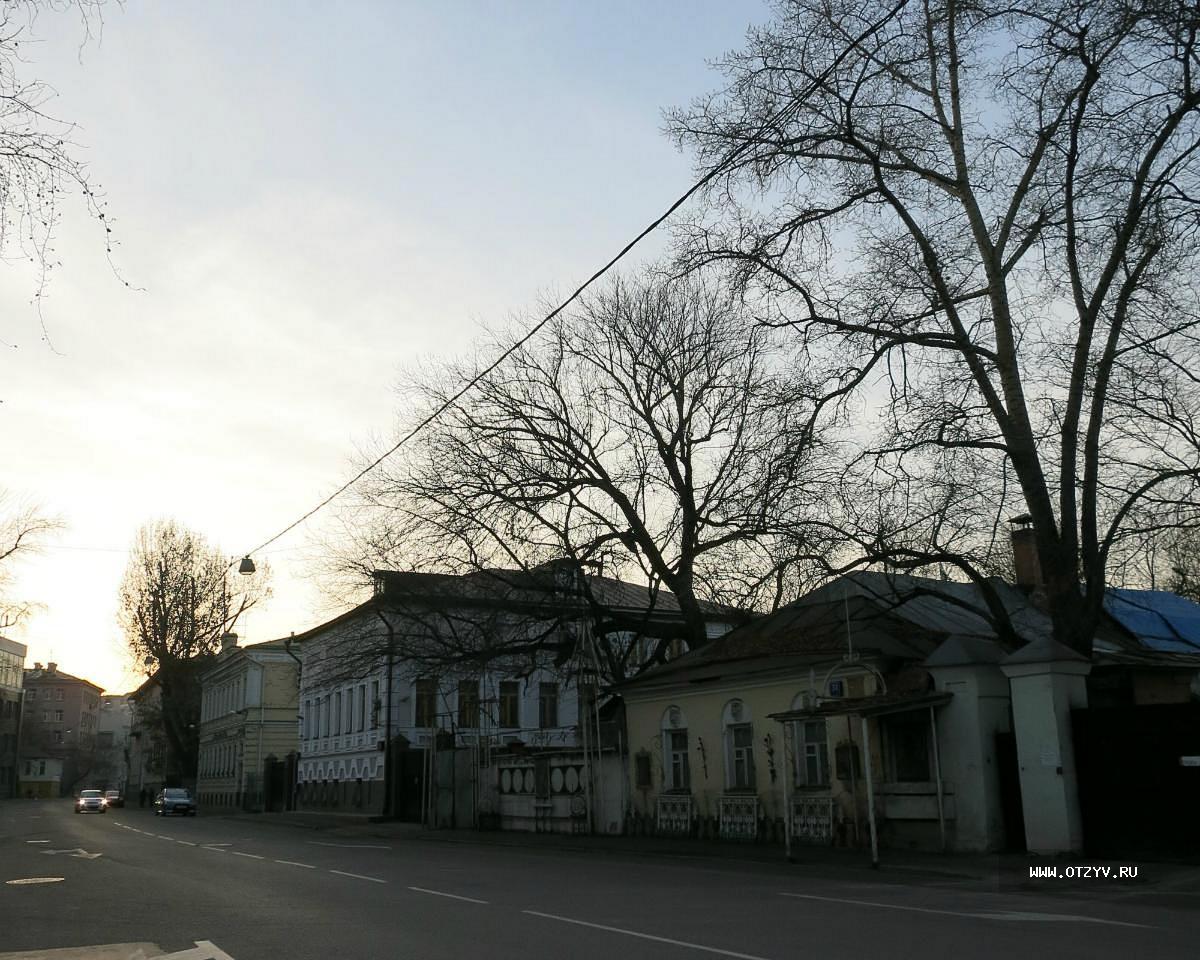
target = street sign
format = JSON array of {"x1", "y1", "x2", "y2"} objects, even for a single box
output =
[{"x1": 1180, "y1": 756, "x2": 1200, "y2": 767}]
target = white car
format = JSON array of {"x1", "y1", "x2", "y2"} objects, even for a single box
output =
[{"x1": 75, "y1": 789, "x2": 106, "y2": 814}]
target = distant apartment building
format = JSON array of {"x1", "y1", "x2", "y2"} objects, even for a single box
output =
[
  {"x1": 0, "y1": 636, "x2": 27, "y2": 799},
  {"x1": 21, "y1": 662, "x2": 103, "y2": 796},
  {"x1": 94, "y1": 694, "x2": 134, "y2": 793}
]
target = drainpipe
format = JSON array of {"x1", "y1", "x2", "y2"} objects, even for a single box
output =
[
  {"x1": 375, "y1": 607, "x2": 395, "y2": 819},
  {"x1": 283, "y1": 634, "x2": 302, "y2": 811}
]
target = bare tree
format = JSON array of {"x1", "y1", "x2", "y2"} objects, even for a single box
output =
[
  {"x1": 117, "y1": 519, "x2": 269, "y2": 780},
  {"x1": 330, "y1": 269, "x2": 829, "y2": 665},
  {"x1": 0, "y1": 1, "x2": 122, "y2": 347},
  {"x1": 669, "y1": 0, "x2": 1200, "y2": 655},
  {"x1": 0, "y1": 488, "x2": 62, "y2": 628}
]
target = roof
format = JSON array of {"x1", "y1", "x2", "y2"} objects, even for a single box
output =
[
  {"x1": 373, "y1": 562, "x2": 747, "y2": 623},
  {"x1": 23, "y1": 665, "x2": 104, "y2": 692},
  {"x1": 1104, "y1": 589, "x2": 1200, "y2": 654},
  {"x1": 622, "y1": 571, "x2": 1044, "y2": 692}
]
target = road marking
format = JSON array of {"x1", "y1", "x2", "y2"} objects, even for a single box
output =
[
  {"x1": 407, "y1": 886, "x2": 488, "y2": 904},
  {"x1": 275, "y1": 859, "x2": 316, "y2": 869},
  {"x1": 151, "y1": 940, "x2": 238, "y2": 960},
  {"x1": 157, "y1": 835, "x2": 175, "y2": 840},
  {"x1": 41, "y1": 848, "x2": 102, "y2": 859},
  {"x1": 307, "y1": 841, "x2": 392, "y2": 850},
  {"x1": 176, "y1": 840, "x2": 197, "y2": 846},
  {"x1": 231, "y1": 852, "x2": 264, "y2": 860},
  {"x1": 201, "y1": 846, "x2": 228, "y2": 853},
  {"x1": 523, "y1": 911, "x2": 772, "y2": 960},
  {"x1": 779, "y1": 893, "x2": 1150, "y2": 928},
  {"x1": 331, "y1": 869, "x2": 386, "y2": 884},
  {"x1": 5, "y1": 877, "x2": 64, "y2": 885},
  {"x1": 24, "y1": 840, "x2": 50, "y2": 844}
]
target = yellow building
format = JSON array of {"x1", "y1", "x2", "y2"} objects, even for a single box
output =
[{"x1": 197, "y1": 634, "x2": 300, "y2": 812}]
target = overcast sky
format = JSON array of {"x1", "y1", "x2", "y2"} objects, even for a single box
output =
[{"x1": 1, "y1": 1, "x2": 772, "y2": 692}]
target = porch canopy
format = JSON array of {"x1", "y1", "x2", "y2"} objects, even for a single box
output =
[{"x1": 769, "y1": 690, "x2": 953, "y2": 865}]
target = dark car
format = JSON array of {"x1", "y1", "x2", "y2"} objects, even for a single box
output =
[
  {"x1": 104, "y1": 790, "x2": 124, "y2": 808},
  {"x1": 75, "y1": 789, "x2": 106, "y2": 814},
  {"x1": 154, "y1": 788, "x2": 197, "y2": 817}
]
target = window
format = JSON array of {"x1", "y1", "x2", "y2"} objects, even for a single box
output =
[
  {"x1": 634, "y1": 752, "x2": 652, "y2": 789},
  {"x1": 727, "y1": 723, "x2": 756, "y2": 790},
  {"x1": 414, "y1": 679, "x2": 437, "y2": 728},
  {"x1": 538, "y1": 683, "x2": 558, "y2": 729},
  {"x1": 357, "y1": 684, "x2": 366, "y2": 732},
  {"x1": 370, "y1": 680, "x2": 380, "y2": 729},
  {"x1": 53, "y1": 731, "x2": 63, "y2": 744},
  {"x1": 42, "y1": 689, "x2": 50, "y2": 699},
  {"x1": 56, "y1": 688, "x2": 64, "y2": 700},
  {"x1": 303, "y1": 700, "x2": 311, "y2": 740},
  {"x1": 333, "y1": 692, "x2": 342, "y2": 735},
  {"x1": 498, "y1": 681, "x2": 519, "y2": 728},
  {"x1": 795, "y1": 719, "x2": 830, "y2": 787},
  {"x1": 576, "y1": 682, "x2": 596, "y2": 728},
  {"x1": 665, "y1": 729, "x2": 690, "y2": 791},
  {"x1": 457, "y1": 679, "x2": 479, "y2": 728},
  {"x1": 42, "y1": 710, "x2": 50, "y2": 722},
  {"x1": 883, "y1": 712, "x2": 932, "y2": 782},
  {"x1": 54, "y1": 710, "x2": 64, "y2": 722}
]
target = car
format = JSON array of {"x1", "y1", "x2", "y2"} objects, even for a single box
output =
[
  {"x1": 154, "y1": 788, "x2": 196, "y2": 817},
  {"x1": 103, "y1": 790, "x2": 124, "y2": 808},
  {"x1": 75, "y1": 789, "x2": 106, "y2": 814}
]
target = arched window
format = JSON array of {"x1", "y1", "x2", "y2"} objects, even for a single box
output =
[
  {"x1": 660, "y1": 706, "x2": 690, "y2": 792},
  {"x1": 722, "y1": 699, "x2": 756, "y2": 791}
]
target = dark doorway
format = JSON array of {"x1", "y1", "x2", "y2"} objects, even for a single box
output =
[
  {"x1": 1073, "y1": 703, "x2": 1200, "y2": 860},
  {"x1": 263, "y1": 756, "x2": 287, "y2": 813},
  {"x1": 994, "y1": 731, "x2": 1026, "y2": 852},
  {"x1": 394, "y1": 748, "x2": 426, "y2": 822}
]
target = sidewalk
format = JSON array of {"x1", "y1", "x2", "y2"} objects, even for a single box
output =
[{"x1": 212, "y1": 810, "x2": 1200, "y2": 898}]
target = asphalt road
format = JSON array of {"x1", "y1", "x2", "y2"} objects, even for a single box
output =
[{"x1": 2, "y1": 801, "x2": 1198, "y2": 960}]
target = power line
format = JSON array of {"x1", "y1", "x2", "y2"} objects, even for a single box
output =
[{"x1": 241, "y1": 3, "x2": 906, "y2": 563}]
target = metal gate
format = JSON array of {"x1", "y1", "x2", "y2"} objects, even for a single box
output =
[{"x1": 1072, "y1": 703, "x2": 1200, "y2": 860}]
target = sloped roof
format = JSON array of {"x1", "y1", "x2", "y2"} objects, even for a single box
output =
[
  {"x1": 23, "y1": 665, "x2": 104, "y2": 692},
  {"x1": 623, "y1": 571, "x2": 1050, "y2": 691},
  {"x1": 373, "y1": 563, "x2": 745, "y2": 623},
  {"x1": 1104, "y1": 589, "x2": 1200, "y2": 654}
]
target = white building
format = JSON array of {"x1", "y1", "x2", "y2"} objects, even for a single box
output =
[{"x1": 295, "y1": 564, "x2": 743, "y2": 825}]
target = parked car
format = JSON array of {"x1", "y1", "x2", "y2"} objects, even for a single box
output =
[
  {"x1": 75, "y1": 789, "x2": 106, "y2": 814},
  {"x1": 103, "y1": 790, "x2": 124, "y2": 808},
  {"x1": 154, "y1": 788, "x2": 197, "y2": 817}
]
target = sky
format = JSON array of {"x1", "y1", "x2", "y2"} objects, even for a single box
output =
[{"x1": 0, "y1": 1, "x2": 773, "y2": 693}]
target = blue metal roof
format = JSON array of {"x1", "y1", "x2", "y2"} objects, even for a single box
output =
[{"x1": 1103, "y1": 589, "x2": 1200, "y2": 654}]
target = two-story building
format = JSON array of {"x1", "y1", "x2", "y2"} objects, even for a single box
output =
[
  {"x1": 295, "y1": 563, "x2": 743, "y2": 829},
  {"x1": 197, "y1": 634, "x2": 300, "y2": 812}
]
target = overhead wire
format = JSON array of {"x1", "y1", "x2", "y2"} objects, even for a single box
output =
[{"x1": 239, "y1": 2, "x2": 905, "y2": 563}]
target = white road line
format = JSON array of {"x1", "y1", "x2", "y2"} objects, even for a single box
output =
[
  {"x1": 307, "y1": 841, "x2": 392, "y2": 850},
  {"x1": 275, "y1": 859, "x2": 316, "y2": 869},
  {"x1": 779, "y1": 893, "x2": 1150, "y2": 928},
  {"x1": 24, "y1": 840, "x2": 50, "y2": 844},
  {"x1": 176, "y1": 840, "x2": 197, "y2": 846},
  {"x1": 331, "y1": 869, "x2": 387, "y2": 884},
  {"x1": 201, "y1": 846, "x2": 228, "y2": 853},
  {"x1": 156, "y1": 835, "x2": 174, "y2": 840},
  {"x1": 522, "y1": 911, "x2": 772, "y2": 960},
  {"x1": 231, "y1": 851, "x2": 264, "y2": 860},
  {"x1": 407, "y1": 885, "x2": 486, "y2": 903}
]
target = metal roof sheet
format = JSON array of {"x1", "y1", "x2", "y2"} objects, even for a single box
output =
[{"x1": 1104, "y1": 589, "x2": 1200, "y2": 653}]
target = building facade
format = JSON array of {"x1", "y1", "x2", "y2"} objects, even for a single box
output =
[
  {"x1": 197, "y1": 635, "x2": 300, "y2": 812},
  {"x1": 295, "y1": 565, "x2": 743, "y2": 825},
  {"x1": 20, "y1": 662, "x2": 102, "y2": 796},
  {"x1": 0, "y1": 636, "x2": 26, "y2": 798},
  {"x1": 94, "y1": 694, "x2": 134, "y2": 795}
]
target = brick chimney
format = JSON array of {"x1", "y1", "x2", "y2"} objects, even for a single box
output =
[
  {"x1": 33, "y1": 662, "x2": 42, "y2": 671},
  {"x1": 1008, "y1": 514, "x2": 1043, "y2": 590},
  {"x1": 220, "y1": 632, "x2": 239, "y2": 652},
  {"x1": 46, "y1": 661, "x2": 57, "y2": 674}
]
